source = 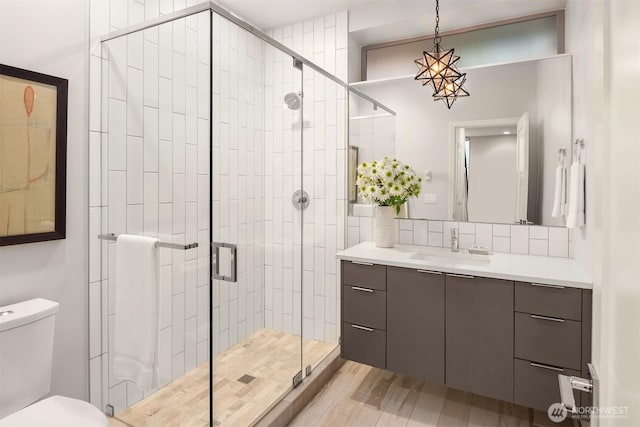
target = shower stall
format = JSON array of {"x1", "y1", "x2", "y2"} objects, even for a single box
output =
[{"x1": 89, "y1": 2, "x2": 394, "y2": 425}]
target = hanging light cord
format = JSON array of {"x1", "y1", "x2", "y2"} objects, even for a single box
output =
[{"x1": 433, "y1": 0, "x2": 441, "y2": 50}]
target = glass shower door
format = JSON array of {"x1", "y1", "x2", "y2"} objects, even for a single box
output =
[
  {"x1": 100, "y1": 10, "x2": 213, "y2": 426},
  {"x1": 299, "y1": 65, "x2": 346, "y2": 374},
  {"x1": 210, "y1": 14, "x2": 303, "y2": 425}
]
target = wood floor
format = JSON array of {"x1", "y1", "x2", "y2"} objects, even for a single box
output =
[
  {"x1": 289, "y1": 361, "x2": 577, "y2": 427},
  {"x1": 113, "y1": 329, "x2": 335, "y2": 427}
]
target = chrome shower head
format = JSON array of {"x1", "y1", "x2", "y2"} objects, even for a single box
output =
[{"x1": 284, "y1": 92, "x2": 301, "y2": 110}]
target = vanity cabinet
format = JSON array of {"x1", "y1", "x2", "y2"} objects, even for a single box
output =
[
  {"x1": 339, "y1": 259, "x2": 592, "y2": 413},
  {"x1": 445, "y1": 275, "x2": 514, "y2": 402},
  {"x1": 386, "y1": 266, "x2": 445, "y2": 384}
]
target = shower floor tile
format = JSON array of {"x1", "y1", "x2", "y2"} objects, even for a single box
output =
[{"x1": 114, "y1": 329, "x2": 335, "y2": 427}]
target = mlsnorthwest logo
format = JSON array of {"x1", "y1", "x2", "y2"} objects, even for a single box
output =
[{"x1": 548, "y1": 403, "x2": 568, "y2": 423}]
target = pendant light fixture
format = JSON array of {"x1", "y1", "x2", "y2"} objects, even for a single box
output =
[{"x1": 414, "y1": 0, "x2": 469, "y2": 108}]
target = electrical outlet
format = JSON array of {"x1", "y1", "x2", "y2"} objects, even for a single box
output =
[{"x1": 424, "y1": 193, "x2": 437, "y2": 204}]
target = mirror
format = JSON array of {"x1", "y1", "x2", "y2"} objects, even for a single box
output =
[
  {"x1": 353, "y1": 54, "x2": 572, "y2": 226},
  {"x1": 347, "y1": 90, "x2": 396, "y2": 216}
]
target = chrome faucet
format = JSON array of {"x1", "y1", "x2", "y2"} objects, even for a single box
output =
[{"x1": 451, "y1": 228, "x2": 459, "y2": 252}]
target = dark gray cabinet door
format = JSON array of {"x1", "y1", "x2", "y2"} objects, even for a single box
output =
[
  {"x1": 387, "y1": 267, "x2": 445, "y2": 384},
  {"x1": 514, "y1": 359, "x2": 581, "y2": 412},
  {"x1": 342, "y1": 323, "x2": 386, "y2": 369},
  {"x1": 446, "y1": 275, "x2": 514, "y2": 402},
  {"x1": 515, "y1": 282, "x2": 582, "y2": 321},
  {"x1": 515, "y1": 312, "x2": 582, "y2": 370},
  {"x1": 341, "y1": 261, "x2": 387, "y2": 291},
  {"x1": 342, "y1": 285, "x2": 387, "y2": 330}
]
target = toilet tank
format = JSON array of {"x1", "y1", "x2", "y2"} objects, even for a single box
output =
[{"x1": 0, "y1": 298, "x2": 59, "y2": 419}]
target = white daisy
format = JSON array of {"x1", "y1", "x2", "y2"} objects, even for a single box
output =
[
  {"x1": 390, "y1": 184, "x2": 403, "y2": 196},
  {"x1": 357, "y1": 162, "x2": 371, "y2": 175}
]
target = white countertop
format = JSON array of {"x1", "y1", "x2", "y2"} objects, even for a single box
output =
[{"x1": 336, "y1": 242, "x2": 592, "y2": 289}]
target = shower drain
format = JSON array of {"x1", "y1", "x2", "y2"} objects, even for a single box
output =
[{"x1": 237, "y1": 374, "x2": 256, "y2": 384}]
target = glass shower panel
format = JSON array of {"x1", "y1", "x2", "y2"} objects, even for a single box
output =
[
  {"x1": 210, "y1": 13, "x2": 303, "y2": 426},
  {"x1": 100, "y1": 10, "x2": 212, "y2": 426},
  {"x1": 299, "y1": 66, "x2": 346, "y2": 373}
]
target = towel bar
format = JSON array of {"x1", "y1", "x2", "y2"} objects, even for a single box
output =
[{"x1": 98, "y1": 233, "x2": 199, "y2": 250}]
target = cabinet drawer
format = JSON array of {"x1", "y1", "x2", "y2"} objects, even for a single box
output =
[
  {"x1": 342, "y1": 323, "x2": 386, "y2": 369},
  {"x1": 341, "y1": 261, "x2": 386, "y2": 291},
  {"x1": 515, "y1": 282, "x2": 582, "y2": 321},
  {"x1": 515, "y1": 312, "x2": 582, "y2": 370},
  {"x1": 514, "y1": 358, "x2": 581, "y2": 412},
  {"x1": 342, "y1": 285, "x2": 386, "y2": 330}
]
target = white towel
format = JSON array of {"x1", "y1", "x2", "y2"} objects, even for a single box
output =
[
  {"x1": 551, "y1": 165, "x2": 567, "y2": 217},
  {"x1": 113, "y1": 234, "x2": 160, "y2": 391},
  {"x1": 566, "y1": 160, "x2": 585, "y2": 228}
]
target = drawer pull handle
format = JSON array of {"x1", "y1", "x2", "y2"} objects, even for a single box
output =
[
  {"x1": 417, "y1": 269, "x2": 442, "y2": 275},
  {"x1": 351, "y1": 261, "x2": 374, "y2": 266},
  {"x1": 530, "y1": 283, "x2": 566, "y2": 289},
  {"x1": 530, "y1": 362, "x2": 565, "y2": 372},
  {"x1": 448, "y1": 273, "x2": 474, "y2": 279},
  {"x1": 351, "y1": 324, "x2": 374, "y2": 332},
  {"x1": 351, "y1": 286, "x2": 374, "y2": 293},
  {"x1": 530, "y1": 314, "x2": 565, "y2": 323}
]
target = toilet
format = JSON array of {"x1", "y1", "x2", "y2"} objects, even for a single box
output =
[{"x1": 0, "y1": 298, "x2": 108, "y2": 426}]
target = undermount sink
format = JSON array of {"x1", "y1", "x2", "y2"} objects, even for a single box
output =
[{"x1": 410, "y1": 250, "x2": 491, "y2": 266}]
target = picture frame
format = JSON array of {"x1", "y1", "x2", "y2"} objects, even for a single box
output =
[
  {"x1": 348, "y1": 146, "x2": 359, "y2": 203},
  {"x1": 0, "y1": 64, "x2": 68, "y2": 246}
]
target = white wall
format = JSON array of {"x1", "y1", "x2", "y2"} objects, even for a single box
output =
[
  {"x1": 467, "y1": 135, "x2": 517, "y2": 223},
  {"x1": 566, "y1": 1, "x2": 640, "y2": 425},
  {"x1": 0, "y1": 0, "x2": 89, "y2": 401},
  {"x1": 601, "y1": 2, "x2": 640, "y2": 422},
  {"x1": 348, "y1": 34, "x2": 361, "y2": 83}
]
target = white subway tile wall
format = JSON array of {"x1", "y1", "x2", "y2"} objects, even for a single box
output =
[
  {"x1": 346, "y1": 217, "x2": 571, "y2": 258},
  {"x1": 265, "y1": 11, "x2": 347, "y2": 345},
  {"x1": 89, "y1": 4, "x2": 211, "y2": 413},
  {"x1": 211, "y1": 12, "x2": 266, "y2": 356}
]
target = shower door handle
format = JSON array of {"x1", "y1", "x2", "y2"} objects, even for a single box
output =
[{"x1": 213, "y1": 242, "x2": 237, "y2": 282}]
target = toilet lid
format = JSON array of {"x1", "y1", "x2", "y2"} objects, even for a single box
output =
[{"x1": 1, "y1": 395, "x2": 108, "y2": 427}]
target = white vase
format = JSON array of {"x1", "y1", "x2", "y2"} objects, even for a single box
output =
[{"x1": 373, "y1": 206, "x2": 396, "y2": 248}]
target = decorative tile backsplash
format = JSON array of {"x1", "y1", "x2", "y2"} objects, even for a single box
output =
[{"x1": 347, "y1": 217, "x2": 572, "y2": 258}]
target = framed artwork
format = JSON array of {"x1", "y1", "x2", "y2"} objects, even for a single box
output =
[
  {"x1": 0, "y1": 64, "x2": 68, "y2": 246},
  {"x1": 348, "y1": 146, "x2": 359, "y2": 203}
]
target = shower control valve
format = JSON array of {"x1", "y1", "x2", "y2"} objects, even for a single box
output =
[{"x1": 292, "y1": 189, "x2": 310, "y2": 210}]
